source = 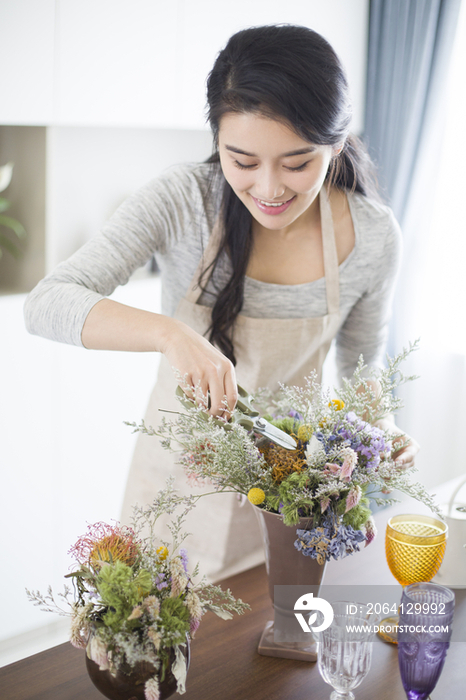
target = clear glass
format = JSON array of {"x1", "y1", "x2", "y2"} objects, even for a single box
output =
[
  {"x1": 317, "y1": 602, "x2": 375, "y2": 700},
  {"x1": 398, "y1": 582, "x2": 455, "y2": 700}
]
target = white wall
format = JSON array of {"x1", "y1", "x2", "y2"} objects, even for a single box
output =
[
  {"x1": 46, "y1": 126, "x2": 214, "y2": 268},
  {"x1": 0, "y1": 280, "x2": 162, "y2": 665}
]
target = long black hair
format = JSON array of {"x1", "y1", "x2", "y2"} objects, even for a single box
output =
[{"x1": 202, "y1": 25, "x2": 378, "y2": 364}]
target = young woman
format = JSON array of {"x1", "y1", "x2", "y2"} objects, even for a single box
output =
[{"x1": 24, "y1": 25, "x2": 418, "y2": 580}]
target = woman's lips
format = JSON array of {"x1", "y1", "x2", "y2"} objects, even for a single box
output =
[{"x1": 251, "y1": 195, "x2": 296, "y2": 215}]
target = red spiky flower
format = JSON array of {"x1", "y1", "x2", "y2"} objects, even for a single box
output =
[{"x1": 69, "y1": 522, "x2": 140, "y2": 568}]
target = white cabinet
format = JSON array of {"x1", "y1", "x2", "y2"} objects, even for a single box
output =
[
  {"x1": 56, "y1": 0, "x2": 180, "y2": 127},
  {"x1": 1, "y1": 0, "x2": 369, "y2": 132},
  {"x1": 0, "y1": 0, "x2": 55, "y2": 125}
]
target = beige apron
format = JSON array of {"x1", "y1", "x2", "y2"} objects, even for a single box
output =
[{"x1": 121, "y1": 187, "x2": 341, "y2": 582}]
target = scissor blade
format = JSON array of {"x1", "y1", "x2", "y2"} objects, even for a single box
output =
[{"x1": 254, "y1": 418, "x2": 297, "y2": 450}]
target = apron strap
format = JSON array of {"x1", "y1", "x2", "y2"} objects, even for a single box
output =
[
  {"x1": 320, "y1": 186, "x2": 340, "y2": 315},
  {"x1": 186, "y1": 187, "x2": 340, "y2": 313}
]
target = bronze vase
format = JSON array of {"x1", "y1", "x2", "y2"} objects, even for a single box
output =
[
  {"x1": 85, "y1": 641, "x2": 190, "y2": 700},
  {"x1": 253, "y1": 506, "x2": 326, "y2": 661}
]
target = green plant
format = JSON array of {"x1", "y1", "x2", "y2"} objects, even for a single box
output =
[{"x1": 0, "y1": 162, "x2": 26, "y2": 258}]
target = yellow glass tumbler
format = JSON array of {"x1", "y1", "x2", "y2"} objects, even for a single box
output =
[{"x1": 379, "y1": 514, "x2": 448, "y2": 644}]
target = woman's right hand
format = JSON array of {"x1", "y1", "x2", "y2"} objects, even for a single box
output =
[
  {"x1": 159, "y1": 316, "x2": 238, "y2": 419},
  {"x1": 81, "y1": 299, "x2": 237, "y2": 418}
]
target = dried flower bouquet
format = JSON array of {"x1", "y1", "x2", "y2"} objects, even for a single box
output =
[
  {"x1": 129, "y1": 341, "x2": 439, "y2": 565},
  {"x1": 27, "y1": 480, "x2": 249, "y2": 699}
]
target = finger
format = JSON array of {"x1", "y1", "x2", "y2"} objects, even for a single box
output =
[
  {"x1": 194, "y1": 380, "x2": 209, "y2": 410},
  {"x1": 395, "y1": 457, "x2": 413, "y2": 470},
  {"x1": 208, "y1": 378, "x2": 227, "y2": 418},
  {"x1": 222, "y1": 363, "x2": 238, "y2": 419},
  {"x1": 394, "y1": 447, "x2": 416, "y2": 469},
  {"x1": 178, "y1": 375, "x2": 195, "y2": 400},
  {"x1": 208, "y1": 366, "x2": 237, "y2": 419}
]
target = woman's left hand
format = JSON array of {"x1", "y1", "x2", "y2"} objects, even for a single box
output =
[{"x1": 375, "y1": 417, "x2": 420, "y2": 470}]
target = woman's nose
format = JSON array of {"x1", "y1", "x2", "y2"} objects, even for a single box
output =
[{"x1": 256, "y1": 168, "x2": 285, "y2": 200}]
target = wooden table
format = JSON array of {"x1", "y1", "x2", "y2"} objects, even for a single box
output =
[
  {"x1": 2, "y1": 476, "x2": 465, "y2": 699},
  {"x1": 1, "y1": 563, "x2": 465, "y2": 700}
]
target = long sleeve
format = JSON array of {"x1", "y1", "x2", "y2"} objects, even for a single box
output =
[
  {"x1": 335, "y1": 196, "x2": 402, "y2": 379},
  {"x1": 24, "y1": 163, "x2": 220, "y2": 346}
]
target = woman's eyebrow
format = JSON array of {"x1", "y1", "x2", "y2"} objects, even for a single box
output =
[{"x1": 224, "y1": 145, "x2": 316, "y2": 157}]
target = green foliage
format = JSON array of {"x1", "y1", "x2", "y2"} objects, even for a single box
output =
[
  {"x1": 342, "y1": 499, "x2": 372, "y2": 530},
  {"x1": 159, "y1": 597, "x2": 191, "y2": 644},
  {"x1": 268, "y1": 472, "x2": 315, "y2": 526},
  {"x1": 0, "y1": 163, "x2": 26, "y2": 259},
  {"x1": 269, "y1": 416, "x2": 301, "y2": 435},
  {"x1": 96, "y1": 561, "x2": 151, "y2": 632}
]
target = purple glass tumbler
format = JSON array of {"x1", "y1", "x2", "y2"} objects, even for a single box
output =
[{"x1": 398, "y1": 582, "x2": 455, "y2": 700}]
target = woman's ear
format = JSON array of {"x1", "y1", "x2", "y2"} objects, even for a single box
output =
[{"x1": 332, "y1": 142, "x2": 345, "y2": 157}]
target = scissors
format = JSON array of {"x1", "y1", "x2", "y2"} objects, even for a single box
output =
[{"x1": 175, "y1": 384, "x2": 296, "y2": 451}]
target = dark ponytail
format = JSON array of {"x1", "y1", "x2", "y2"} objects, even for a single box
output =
[
  {"x1": 328, "y1": 134, "x2": 379, "y2": 199},
  {"x1": 202, "y1": 25, "x2": 379, "y2": 364}
]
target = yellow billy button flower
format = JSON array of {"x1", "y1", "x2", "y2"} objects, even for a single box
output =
[
  {"x1": 297, "y1": 424, "x2": 313, "y2": 442},
  {"x1": 329, "y1": 399, "x2": 345, "y2": 411},
  {"x1": 247, "y1": 488, "x2": 266, "y2": 506},
  {"x1": 156, "y1": 545, "x2": 169, "y2": 560}
]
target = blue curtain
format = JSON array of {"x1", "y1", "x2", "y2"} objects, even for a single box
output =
[
  {"x1": 362, "y1": 0, "x2": 464, "y2": 511},
  {"x1": 364, "y1": 0, "x2": 462, "y2": 224}
]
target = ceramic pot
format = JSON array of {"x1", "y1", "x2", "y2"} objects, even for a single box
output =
[
  {"x1": 253, "y1": 506, "x2": 326, "y2": 661},
  {"x1": 434, "y1": 476, "x2": 466, "y2": 588},
  {"x1": 86, "y1": 641, "x2": 190, "y2": 700}
]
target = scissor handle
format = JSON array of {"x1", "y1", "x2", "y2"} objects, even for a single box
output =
[
  {"x1": 236, "y1": 384, "x2": 259, "y2": 417},
  {"x1": 236, "y1": 416, "x2": 255, "y2": 431}
]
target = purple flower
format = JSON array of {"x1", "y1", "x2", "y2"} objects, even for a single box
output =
[
  {"x1": 155, "y1": 573, "x2": 168, "y2": 591},
  {"x1": 330, "y1": 414, "x2": 390, "y2": 471},
  {"x1": 288, "y1": 410, "x2": 304, "y2": 422},
  {"x1": 294, "y1": 513, "x2": 366, "y2": 563},
  {"x1": 364, "y1": 516, "x2": 377, "y2": 547},
  {"x1": 179, "y1": 548, "x2": 189, "y2": 574}
]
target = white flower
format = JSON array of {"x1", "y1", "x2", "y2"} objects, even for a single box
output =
[
  {"x1": 306, "y1": 435, "x2": 325, "y2": 462},
  {"x1": 87, "y1": 634, "x2": 110, "y2": 670},
  {"x1": 70, "y1": 603, "x2": 92, "y2": 649},
  {"x1": 147, "y1": 625, "x2": 162, "y2": 651},
  {"x1": 142, "y1": 595, "x2": 160, "y2": 618},
  {"x1": 172, "y1": 645, "x2": 188, "y2": 694},
  {"x1": 169, "y1": 556, "x2": 188, "y2": 597},
  {"x1": 185, "y1": 589, "x2": 202, "y2": 621},
  {"x1": 145, "y1": 676, "x2": 160, "y2": 700}
]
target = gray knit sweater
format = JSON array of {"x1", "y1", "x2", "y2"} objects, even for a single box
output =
[{"x1": 24, "y1": 162, "x2": 402, "y2": 379}]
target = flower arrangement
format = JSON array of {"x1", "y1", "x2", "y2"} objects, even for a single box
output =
[
  {"x1": 128, "y1": 342, "x2": 439, "y2": 566},
  {"x1": 27, "y1": 480, "x2": 249, "y2": 700}
]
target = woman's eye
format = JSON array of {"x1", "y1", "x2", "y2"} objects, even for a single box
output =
[
  {"x1": 234, "y1": 160, "x2": 256, "y2": 170},
  {"x1": 285, "y1": 161, "x2": 311, "y2": 172}
]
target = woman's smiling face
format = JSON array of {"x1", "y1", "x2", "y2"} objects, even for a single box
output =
[{"x1": 218, "y1": 112, "x2": 336, "y2": 232}]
